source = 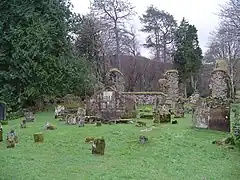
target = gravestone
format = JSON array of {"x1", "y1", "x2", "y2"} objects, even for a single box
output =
[
  {"x1": 0, "y1": 124, "x2": 3, "y2": 142},
  {"x1": 6, "y1": 130, "x2": 18, "y2": 148},
  {"x1": 209, "y1": 105, "x2": 230, "y2": 132},
  {"x1": 174, "y1": 97, "x2": 184, "y2": 118},
  {"x1": 24, "y1": 111, "x2": 35, "y2": 122},
  {"x1": 0, "y1": 102, "x2": 6, "y2": 121},
  {"x1": 192, "y1": 99, "x2": 209, "y2": 129},
  {"x1": 92, "y1": 137, "x2": 105, "y2": 155}
]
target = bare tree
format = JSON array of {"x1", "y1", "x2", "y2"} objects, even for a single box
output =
[
  {"x1": 206, "y1": 23, "x2": 240, "y2": 96},
  {"x1": 219, "y1": 0, "x2": 240, "y2": 36},
  {"x1": 120, "y1": 25, "x2": 141, "y2": 56},
  {"x1": 90, "y1": 0, "x2": 135, "y2": 71}
]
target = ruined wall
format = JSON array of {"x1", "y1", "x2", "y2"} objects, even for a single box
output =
[
  {"x1": 122, "y1": 92, "x2": 167, "y2": 105},
  {"x1": 86, "y1": 88, "x2": 136, "y2": 120},
  {"x1": 106, "y1": 68, "x2": 125, "y2": 92},
  {"x1": 209, "y1": 70, "x2": 231, "y2": 99}
]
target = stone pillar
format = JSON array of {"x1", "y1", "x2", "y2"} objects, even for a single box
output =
[
  {"x1": 158, "y1": 78, "x2": 168, "y2": 94},
  {"x1": 106, "y1": 68, "x2": 125, "y2": 92},
  {"x1": 164, "y1": 70, "x2": 179, "y2": 112},
  {"x1": 209, "y1": 70, "x2": 231, "y2": 99}
]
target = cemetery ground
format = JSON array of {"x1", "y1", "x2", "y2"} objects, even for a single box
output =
[{"x1": 1, "y1": 107, "x2": 240, "y2": 180}]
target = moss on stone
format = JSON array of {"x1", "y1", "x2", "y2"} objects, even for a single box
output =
[
  {"x1": 120, "y1": 111, "x2": 137, "y2": 119},
  {"x1": 214, "y1": 59, "x2": 228, "y2": 72},
  {"x1": 211, "y1": 69, "x2": 229, "y2": 74},
  {"x1": 164, "y1": 69, "x2": 178, "y2": 76},
  {"x1": 92, "y1": 137, "x2": 105, "y2": 155},
  {"x1": 158, "y1": 78, "x2": 167, "y2": 83},
  {"x1": 33, "y1": 132, "x2": 44, "y2": 143},
  {"x1": 122, "y1": 92, "x2": 167, "y2": 96},
  {"x1": 109, "y1": 68, "x2": 123, "y2": 76}
]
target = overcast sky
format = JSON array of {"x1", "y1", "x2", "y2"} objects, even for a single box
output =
[{"x1": 71, "y1": 0, "x2": 227, "y2": 58}]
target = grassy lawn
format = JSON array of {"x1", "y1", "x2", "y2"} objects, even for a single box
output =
[{"x1": 0, "y1": 110, "x2": 240, "y2": 180}]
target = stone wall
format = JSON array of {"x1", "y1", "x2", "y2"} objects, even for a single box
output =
[{"x1": 122, "y1": 92, "x2": 167, "y2": 105}]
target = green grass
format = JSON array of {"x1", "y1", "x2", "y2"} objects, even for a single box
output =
[{"x1": 1, "y1": 111, "x2": 240, "y2": 180}]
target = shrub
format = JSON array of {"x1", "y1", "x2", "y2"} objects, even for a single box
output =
[{"x1": 1, "y1": 120, "x2": 8, "y2": 125}]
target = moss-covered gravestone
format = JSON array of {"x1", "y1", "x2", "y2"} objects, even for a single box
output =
[
  {"x1": 34, "y1": 132, "x2": 44, "y2": 143},
  {"x1": 6, "y1": 130, "x2": 18, "y2": 148},
  {"x1": 20, "y1": 120, "x2": 27, "y2": 128},
  {"x1": 7, "y1": 136, "x2": 16, "y2": 148},
  {"x1": 96, "y1": 121, "x2": 102, "y2": 126},
  {"x1": 92, "y1": 137, "x2": 105, "y2": 155}
]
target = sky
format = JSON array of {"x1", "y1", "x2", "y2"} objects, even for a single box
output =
[{"x1": 70, "y1": 0, "x2": 227, "y2": 58}]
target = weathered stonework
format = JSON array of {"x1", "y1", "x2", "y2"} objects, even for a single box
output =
[
  {"x1": 153, "y1": 94, "x2": 171, "y2": 123},
  {"x1": 158, "y1": 78, "x2": 168, "y2": 94},
  {"x1": 192, "y1": 99, "x2": 210, "y2": 129},
  {"x1": 152, "y1": 93, "x2": 167, "y2": 112},
  {"x1": 191, "y1": 97, "x2": 231, "y2": 132},
  {"x1": 164, "y1": 70, "x2": 179, "y2": 103},
  {"x1": 191, "y1": 60, "x2": 231, "y2": 132},
  {"x1": 63, "y1": 94, "x2": 82, "y2": 105},
  {"x1": 153, "y1": 105, "x2": 171, "y2": 123},
  {"x1": 189, "y1": 91, "x2": 200, "y2": 104},
  {"x1": 24, "y1": 111, "x2": 35, "y2": 122},
  {"x1": 106, "y1": 68, "x2": 125, "y2": 92},
  {"x1": 215, "y1": 59, "x2": 228, "y2": 72},
  {"x1": 174, "y1": 97, "x2": 184, "y2": 118},
  {"x1": 122, "y1": 92, "x2": 166, "y2": 105},
  {"x1": 86, "y1": 87, "x2": 136, "y2": 121},
  {"x1": 209, "y1": 70, "x2": 231, "y2": 99}
]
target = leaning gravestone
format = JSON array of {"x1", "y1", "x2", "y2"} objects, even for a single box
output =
[{"x1": 174, "y1": 97, "x2": 184, "y2": 118}]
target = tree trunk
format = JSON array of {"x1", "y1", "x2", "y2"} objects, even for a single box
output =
[
  {"x1": 92, "y1": 137, "x2": 105, "y2": 155},
  {"x1": 114, "y1": 22, "x2": 121, "y2": 71},
  {"x1": 163, "y1": 38, "x2": 167, "y2": 63},
  {"x1": 229, "y1": 61, "x2": 235, "y2": 99},
  {"x1": 190, "y1": 74, "x2": 194, "y2": 90},
  {"x1": 34, "y1": 133, "x2": 44, "y2": 143},
  {"x1": 184, "y1": 82, "x2": 187, "y2": 98},
  {"x1": 155, "y1": 31, "x2": 161, "y2": 62}
]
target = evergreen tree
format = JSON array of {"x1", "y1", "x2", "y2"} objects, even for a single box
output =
[
  {"x1": 173, "y1": 18, "x2": 203, "y2": 96},
  {"x1": 0, "y1": 0, "x2": 93, "y2": 110}
]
